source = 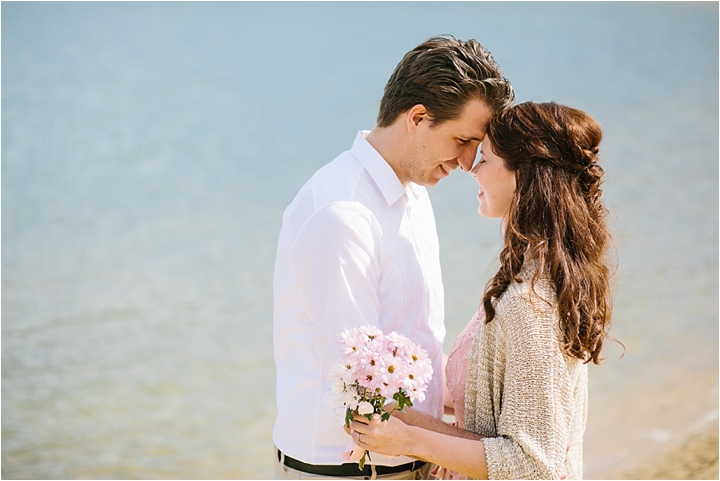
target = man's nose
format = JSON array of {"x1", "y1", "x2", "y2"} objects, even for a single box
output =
[{"x1": 458, "y1": 149, "x2": 478, "y2": 172}]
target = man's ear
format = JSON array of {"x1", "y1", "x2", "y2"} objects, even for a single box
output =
[{"x1": 406, "y1": 104, "x2": 429, "y2": 134}]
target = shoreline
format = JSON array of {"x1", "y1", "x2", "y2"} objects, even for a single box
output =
[
  {"x1": 608, "y1": 420, "x2": 718, "y2": 480},
  {"x1": 582, "y1": 362, "x2": 718, "y2": 480}
]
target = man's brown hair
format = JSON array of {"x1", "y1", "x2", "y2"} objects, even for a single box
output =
[{"x1": 377, "y1": 35, "x2": 514, "y2": 127}]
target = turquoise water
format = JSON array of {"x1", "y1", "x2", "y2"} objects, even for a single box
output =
[{"x1": 2, "y1": 2, "x2": 717, "y2": 479}]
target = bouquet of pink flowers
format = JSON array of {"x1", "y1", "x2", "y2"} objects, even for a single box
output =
[{"x1": 326, "y1": 325, "x2": 434, "y2": 469}]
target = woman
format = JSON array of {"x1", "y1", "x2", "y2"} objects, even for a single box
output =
[{"x1": 349, "y1": 101, "x2": 615, "y2": 479}]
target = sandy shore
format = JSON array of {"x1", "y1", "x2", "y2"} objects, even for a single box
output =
[{"x1": 613, "y1": 421, "x2": 718, "y2": 480}]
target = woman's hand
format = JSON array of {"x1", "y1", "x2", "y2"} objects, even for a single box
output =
[{"x1": 349, "y1": 413, "x2": 414, "y2": 458}]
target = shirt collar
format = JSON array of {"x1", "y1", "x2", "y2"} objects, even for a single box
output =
[{"x1": 351, "y1": 131, "x2": 407, "y2": 206}]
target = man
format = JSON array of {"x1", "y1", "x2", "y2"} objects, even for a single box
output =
[{"x1": 273, "y1": 35, "x2": 514, "y2": 480}]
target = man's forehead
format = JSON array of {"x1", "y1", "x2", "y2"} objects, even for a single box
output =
[
  {"x1": 454, "y1": 122, "x2": 487, "y2": 141},
  {"x1": 465, "y1": 131, "x2": 486, "y2": 142},
  {"x1": 454, "y1": 102, "x2": 491, "y2": 135}
]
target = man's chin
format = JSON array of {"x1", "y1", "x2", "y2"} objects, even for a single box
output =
[
  {"x1": 408, "y1": 173, "x2": 441, "y2": 187},
  {"x1": 420, "y1": 178, "x2": 440, "y2": 187}
]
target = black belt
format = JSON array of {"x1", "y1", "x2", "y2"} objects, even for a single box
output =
[{"x1": 277, "y1": 449, "x2": 426, "y2": 477}]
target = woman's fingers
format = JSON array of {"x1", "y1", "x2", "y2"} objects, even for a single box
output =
[
  {"x1": 351, "y1": 412, "x2": 381, "y2": 424},
  {"x1": 351, "y1": 413, "x2": 369, "y2": 425},
  {"x1": 349, "y1": 413, "x2": 384, "y2": 439}
]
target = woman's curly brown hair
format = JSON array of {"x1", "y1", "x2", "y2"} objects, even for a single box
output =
[{"x1": 482, "y1": 101, "x2": 616, "y2": 364}]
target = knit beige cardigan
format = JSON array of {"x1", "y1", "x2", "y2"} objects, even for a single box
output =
[{"x1": 464, "y1": 262, "x2": 588, "y2": 479}]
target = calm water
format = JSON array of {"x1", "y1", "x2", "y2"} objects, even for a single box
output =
[{"x1": 2, "y1": 2, "x2": 717, "y2": 479}]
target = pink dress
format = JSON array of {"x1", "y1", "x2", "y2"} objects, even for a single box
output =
[{"x1": 435, "y1": 308, "x2": 485, "y2": 480}]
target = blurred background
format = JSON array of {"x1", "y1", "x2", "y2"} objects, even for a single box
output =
[{"x1": 2, "y1": 2, "x2": 717, "y2": 479}]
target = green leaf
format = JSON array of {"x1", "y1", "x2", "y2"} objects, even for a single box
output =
[
  {"x1": 345, "y1": 407, "x2": 354, "y2": 428},
  {"x1": 381, "y1": 412, "x2": 391, "y2": 422},
  {"x1": 393, "y1": 390, "x2": 413, "y2": 412}
]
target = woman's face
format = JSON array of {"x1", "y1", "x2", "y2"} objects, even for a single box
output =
[{"x1": 470, "y1": 137, "x2": 517, "y2": 220}]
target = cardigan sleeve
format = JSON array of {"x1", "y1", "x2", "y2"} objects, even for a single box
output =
[{"x1": 481, "y1": 281, "x2": 582, "y2": 480}]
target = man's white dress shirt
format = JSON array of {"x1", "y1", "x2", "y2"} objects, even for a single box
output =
[{"x1": 273, "y1": 131, "x2": 446, "y2": 466}]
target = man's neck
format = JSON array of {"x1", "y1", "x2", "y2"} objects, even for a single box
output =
[{"x1": 365, "y1": 125, "x2": 408, "y2": 186}]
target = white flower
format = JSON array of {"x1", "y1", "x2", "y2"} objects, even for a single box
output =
[
  {"x1": 330, "y1": 378, "x2": 346, "y2": 396},
  {"x1": 357, "y1": 401, "x2": 374, "y2": 415},
  {"x1": 342, "y1": 390, "x2": 359, "y2": 410}
]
